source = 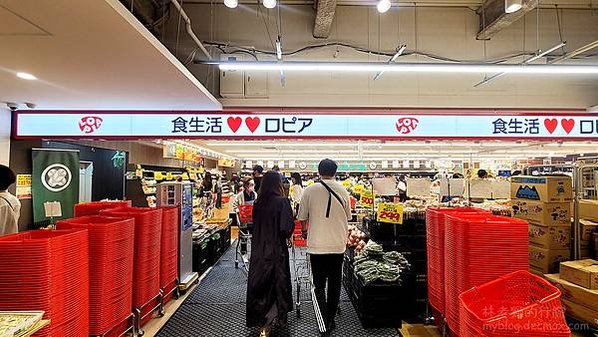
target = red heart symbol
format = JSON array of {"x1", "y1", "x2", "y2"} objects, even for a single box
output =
[
  {"x1": 227, "y1": 117, "x2": 242, "y2": 133},
  {"x1": 561, "y1": 119, "x2": 575, "y2": 134},
  {"x1": 245, "y1": 117, "x2": 260, "y2": 133},
  {"x1": 544, "y1": 119, "x2": 558, "y2": 134}
]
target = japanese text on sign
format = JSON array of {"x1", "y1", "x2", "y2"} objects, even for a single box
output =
[
  {"x1": 492, "y1": 118, "x2": 540, "y2": 135},
  {"x1": 376, "y1": 203, "x2": 404, "y2": 224}
]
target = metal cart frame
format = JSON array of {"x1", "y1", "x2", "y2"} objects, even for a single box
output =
[
  {"x1": 235, "y1": 204, "x2": 253, "y2": 273},
  {"x1": 134, "y1": 290, "x2": 164, "y2": 336}
]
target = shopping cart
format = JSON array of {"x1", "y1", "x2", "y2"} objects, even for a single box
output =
[
  {"x1": 291, "y1": 221, "x2": 313, "y2": 319},
  {"x1": 235, "y1": 204, "x2": 253, "y2": 273}
]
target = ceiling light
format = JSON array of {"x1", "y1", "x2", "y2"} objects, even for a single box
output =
[
  {"x1": 217, "y1": 61, "x2": 598, "y2": 74},
  {"x1": 224, "y1": 0, "x2": 238, "y2": 8},
  {"x1": 263, "y1": 0, "x2": 276, "y2": 9},
  {"x1": 377, "y1": 0, "x2": 391, "y2": 13},
  {"x1": 16, "y1": 72, "x2": 37, "y2": 80},
  {"x1": 505, "y1": 0, "x2": 522, "y2": 13}
]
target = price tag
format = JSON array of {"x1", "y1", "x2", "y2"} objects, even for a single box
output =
[
  {"x1": 354, "y1": 184, "x2": 365, "y2": 194},
  {"x1": 360, "y1": 190, "x2": 374, "y2": 208},
  {"x1": 376, "y1": 202, "x2": 404, "y2": 224},
  {"x1": 342, "y1": 179, "x2": 352, "y2": 188}
]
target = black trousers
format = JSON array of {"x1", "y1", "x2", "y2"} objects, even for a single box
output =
[{"x1": 310, "y1": 253, "x2": 344, "y2": 332}]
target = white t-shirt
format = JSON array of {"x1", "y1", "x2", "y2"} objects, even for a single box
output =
[
  {"x1": 297, "y1": 179, "x2": 351, "y2": 254},
  {"x1": 0, "y1": 191, "x2": 20, "y2": 236},
  {"x1": 291, "y1": 184, "x2": 303, "y2": 204}
]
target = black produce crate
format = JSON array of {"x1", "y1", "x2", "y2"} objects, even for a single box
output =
[
  {"x1": 206, "y1": 234, "x2": 224, "y2": 265},
  {"x1": 351, "y1": 276, "x2": 404, "y2": 329},
  {"x1": 221, "y1": 226, "x2": 231, "y2": 250},
  {"x1": 192, "y1": 239, "x2": 210, "y2": 274}
]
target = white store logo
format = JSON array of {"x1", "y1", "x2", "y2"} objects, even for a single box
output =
[{"x1": 41, "y1": 164, "x2": 72, "y2": 192}]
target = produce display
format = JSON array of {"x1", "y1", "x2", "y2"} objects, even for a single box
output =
[
  {"x1": 0, "y1": 311, "x2": 44, "y2": 337},
  {"x1": 353, "y1": 241, "x2": 411, "y2": 285},
  {"x1": 347, "y1": 225, "x2": 368, "y2": 253}
]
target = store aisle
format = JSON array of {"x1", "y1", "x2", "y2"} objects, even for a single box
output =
[{"x1": 155, "y1": 244, "x2": 401, "y2": 337}]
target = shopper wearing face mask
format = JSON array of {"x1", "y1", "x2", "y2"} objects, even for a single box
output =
[
  {"x1": 232, "y1": 178, "x2": 257, "y2": 213},
  {"x1": 246, "y1": 171, "x2": 295, "y2": 337},
  {"x1": 297, "y1": 159, "x2": 351, "y2": 336},
  {"x1": 0, "y1": 165, "x2": 20, "y2": 236}
]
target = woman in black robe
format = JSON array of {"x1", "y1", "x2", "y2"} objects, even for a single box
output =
[{"x1": 246, "y1": 171, "x2": 295, "y2": 337}]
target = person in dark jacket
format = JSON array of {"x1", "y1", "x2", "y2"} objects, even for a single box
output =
[{"x1": 246, "y1": 171, "x2": 295, "y2": 337}]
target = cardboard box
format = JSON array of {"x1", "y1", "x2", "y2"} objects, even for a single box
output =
[
  {"x1": 561, "y1": 299, "x2": 598, "y2": 328},
  {"x1": 528, "y1": 223, "x2": 570, "y2": 249},
  {"x1": 529, "y1": 265, "x2": 547, "y2": 278},
  {"x1": 511, "y1": 175, "x2": 572, "y2": 202},
  {"x1": 546, "y1": 274, "x2": 598, "y2": 311},
  {"x1": 512, "y1": 200, "x2": 571, "y2": 226},
  {"x1": 560, "y1": 259, "x2": 598, "y2": 290},
  {"x1": 529, "y1": 244, "x2": 570, "y2": 274},
  {"x1": 580, "y1": 219, "x2": 598, "y2": 242},
  {"x1": 580, "y1": 200, "x2": 598, "y2": 222}
]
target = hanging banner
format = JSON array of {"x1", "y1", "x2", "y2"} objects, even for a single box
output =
[
  {"x1": 32, "y1": 149, "x2": 79, "y2": 222},
  {"x1": 13, "y1": 110, "x2": 598, "y2": 140},
  {"x1": 377, "y1": 202, "x2": 404, "y2": 224}
]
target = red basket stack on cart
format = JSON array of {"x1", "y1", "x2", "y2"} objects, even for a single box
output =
[
  {"x1": 238, "y1": 204, "x2": 253, "y2": 226},
  {"x1": 100, "y1": 207, "x2": 163, "y2": 326},
  {"x1": 160, "y1": 206, "x2": 179, "y2": 304},
  {"x1": 293, "y1": 220, "x2": 306, "y2": 247},
  {"x1": 459, "y1": 270, "x2": 570, "y2": 337},
  {"x1": 444, "y1": 214, "x2": 529, "y2": 336},
  {"x1": 0, "y1": 229, "x2": 89, "y2": 337},
  {"x1": 426, "y1": 207, "x2": 489, "y2": 325},
  {"x1": 56, "y1": 215, "x2": 135, "y2": 337},
  {"x1": 74, "y1": 200, "x2": 132, "y2": 217}
]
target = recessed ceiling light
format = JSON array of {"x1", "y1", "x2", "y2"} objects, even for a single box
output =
[
  {"x1": 224, "y1": 0, "x2": 238, "y2": 8},
  {"x1": 377, "y1": 0, "x2": 391, "y2": 13},
  {"x1": 262, "y1": 0, "x2": 276, "y2": 9},
  {"x1": 16, "y1": 72, "x2": 37, "y2": 80}
]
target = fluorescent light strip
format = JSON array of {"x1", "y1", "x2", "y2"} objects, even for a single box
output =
[{"x1": 218, "y1": 61, "x2": 598, "y2": 74}]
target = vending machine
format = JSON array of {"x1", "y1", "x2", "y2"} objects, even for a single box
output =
[{"x1": 157, "y1": 182, "x2": 198, "y2": 291}]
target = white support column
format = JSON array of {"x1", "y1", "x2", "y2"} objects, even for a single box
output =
[{"x1": 0, "y1": 108, "x2": 11, "y2": 165}]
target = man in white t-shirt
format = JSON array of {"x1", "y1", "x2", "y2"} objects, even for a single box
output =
[
  {"x1": 0, "y1": 165, "x2": 20, "y2": 236},
  {"x1": 297, "y1": 159, "x2": 351, "y2": 336}
]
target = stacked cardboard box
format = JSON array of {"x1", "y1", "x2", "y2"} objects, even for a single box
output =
[
  {"x1": 511, "y1": 175, "x2": 572, "y2": 274},
  {"x1": 580, "y1": 220, "x2": 598, "y2": 259},
  {"x1": 546, "y1": 259, "x2": 598, "y2": 328}
]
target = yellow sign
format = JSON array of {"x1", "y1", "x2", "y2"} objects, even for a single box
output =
[
  {"x1": 16, "y1": 174, "x2": 32, "y2": 199},
  {"x1": 342, "y1": 179, "x2": 352, "y2": 188},
  {"x1": 377, "y1": 203, "x2": 404, "y2": 224},
  {"x1": 360, "y1": 190, "x2": 374, "y2": 208},
  {"x1": 354, "y1": 184, "x2": 365, "y2": 194},
  {"x1": 218, "y1": 159, "x2": 236, "y2": 168}
]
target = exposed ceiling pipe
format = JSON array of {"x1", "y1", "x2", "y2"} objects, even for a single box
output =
[
  {"x1": 169, "y1": 0, "x2": 212, "y2": 60},
  {"x1": 550, "y1": 39, "x2": 598, "y2": 64},
  {"x1": 474, "y1": 41, "x2": 566, "y2": 87}
]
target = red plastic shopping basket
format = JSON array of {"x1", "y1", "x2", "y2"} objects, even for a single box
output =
[
  {"x1": 238, "y1": 204, "x2": 254, "y2": 225},
  {"x1": 459, "y1": 270, "x2": 570, "y2": 337}
]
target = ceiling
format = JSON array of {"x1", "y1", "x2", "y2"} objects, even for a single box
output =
[
  {"x1": 0, "y1": 0, "x2": 221, "y2": 110},
  {"x1": 183, "y1": 0, "x2": 594, "y2": 7},
  {"x1": 196, "y1": 139, "x2": 598, "y2": 161}
]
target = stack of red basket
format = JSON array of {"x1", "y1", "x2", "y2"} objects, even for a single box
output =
[
  {"x1": 74, "y1": 200, "x2": 131, "y2": 217},
  {"x1": 426, "y1": 207, "x2": 488, "y2": 325},
  {"x1": 444, "y1": 214, "x2": 528, "y2": 336},
  {"x1": 56, "y1": 216, "x2": 135, "y2": 336},
  {"x1": 293, "y1": 220, "x2": 306, "y2": 247},
  {"x1": 0, "y1": 229, "x2": 89, "y2": 336},
  {"x1": 459, "y1": 270, "x2": 570, "y2": 337},
  {"x1": 100, "y1": 207, "x2": 162, "y2": 323},
  {"x1": 160, "y1": 207, "x2": 179, "y2": 304}
]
